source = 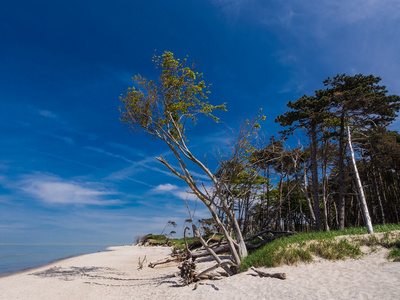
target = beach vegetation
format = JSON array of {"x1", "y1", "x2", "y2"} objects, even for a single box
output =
[
  {"x1": 240, "y1": 225, "x2": 400, "y2": 271},
  {"x1": 139, "y1": 234, "x2": 170, "y2": 246},
  {"x1": 388, "y1": 247, "x2": 400, "y2": 262}
]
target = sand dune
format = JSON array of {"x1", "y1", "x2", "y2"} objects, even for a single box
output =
[{"x1": 0, "y1": 244, "x2": 399, "y2": 299}]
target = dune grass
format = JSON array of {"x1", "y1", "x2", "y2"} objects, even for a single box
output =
[
  {"x1": 388, "y1": 247, "x2": 400, "y2": 262},
  {"x1": 240, "y1": 223, "x2": 400, "y2": 271},
  {"x1": 138, "y1": 225, "x2": 400, "y2": 269}
]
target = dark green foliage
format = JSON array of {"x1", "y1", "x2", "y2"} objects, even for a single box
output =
[
  {"x1": 272, "y1": 73, "x2": 400, "y2": 232},
  {"x1": 140, "y1": 234, "x2": 169, "y2": 245},
  {"x1": 322, "y1": 74, "x2": 400, "y2": 126},
  {"x1": 169, "y1": 237, "x2": 199, "y2": 251},
  {"x1": 142, "y1": 234, "x2": 166, "y2": 240}
]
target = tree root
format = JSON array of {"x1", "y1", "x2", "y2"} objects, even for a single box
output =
[
  {"x1": 178, "y1": 259, "x2": 232, "y2": 285},
  {"x1": 250, "y1": 267, "x2": 286, "y2": 280}
]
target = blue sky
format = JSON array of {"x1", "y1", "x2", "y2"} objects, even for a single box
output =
[{"x1": 1, "y1": 0, "x2": 399, "y2": 245}]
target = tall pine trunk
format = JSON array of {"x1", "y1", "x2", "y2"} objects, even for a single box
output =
[
  {"x1": 338, "y1": 113, "x2": 346, "y2": 230},
  {"x1": 347, "y1": 124, "x2": 373, "y2": 234},
  {"x1": 310, "y1": 125, "x2": 322, "y2": 230}
]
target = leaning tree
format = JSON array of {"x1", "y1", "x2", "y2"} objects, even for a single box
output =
[{"x1": 119, "y1": 51, "x2": 256, "y2": 273}]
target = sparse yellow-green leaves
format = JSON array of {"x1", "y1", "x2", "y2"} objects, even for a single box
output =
[{"x1": 120, "y1": 51, "x2": 226, "y2": 141}]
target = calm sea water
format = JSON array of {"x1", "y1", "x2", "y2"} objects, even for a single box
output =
[{"x1": 0, "y1": 244, "x2": 112, "y2": 276}]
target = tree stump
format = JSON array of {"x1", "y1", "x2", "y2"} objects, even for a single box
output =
[{"x1": 178, "y1": 260, "x2": 197, "y2": 284}]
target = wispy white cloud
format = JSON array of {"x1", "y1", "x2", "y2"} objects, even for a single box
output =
[
  {"x1": 17, "y1": 173, "x2": 123, "y2": 206},
  {"x1": 151, "y1": 183, "x2": 209, "y2": 202},
  {"x1": 85, "y1": 146, "x2": 135, "y2": 164},
  {"x1": 38, "y1": 109, "x2": 59, "y2": 119},
  {"x1": 210, "y1": 0, "x2": 248, "y2": 20},
  {"x1": 153, "y1": 183, "x2": 179, "y2": 192},
  {"x1": 105, "y1": 150, "x2": 177, "y2": 183},
  {"x1": 309, "y1": 0, "x2": 400, "y2": 27},
  {"x1": 0, "y1": 195, "x2": 13, "y2": 205},
  {"x1": 29, "y1": 106, "x2": 66, "y2": 125},
  {"x1": 211, "y1": 0, "x2": 400, "y2": 29},
  {"x1": 108, "y1": 142, "x2": 147, "y2": 157},
  {"x1": 46, "y1": 132, "x2": 74, "y2": 145},
  {"x1": 0, "y1": 162, "x2": 10, "y2": 172},
  {"x1": 100, "y1": 64, "x2": 138, "y2": 87},
  {"x1": 210, "y1": 0, "x2": 400, "y2": 95},
  {"x1": 27, "y1": 105, "x2": 98, "y2": 141}
]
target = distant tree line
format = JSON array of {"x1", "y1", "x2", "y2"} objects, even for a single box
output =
[{"x1": 214, "y1": 74, "x2": 400, "y2": 236}]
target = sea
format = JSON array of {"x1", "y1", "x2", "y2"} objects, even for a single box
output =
[{"x1": 0, "y1": 244, "x2": 113, "y2": 277}]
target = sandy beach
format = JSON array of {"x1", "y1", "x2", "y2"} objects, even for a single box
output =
[{"x1": 0, "y1": 244, "x2": 399, "y2": 300}]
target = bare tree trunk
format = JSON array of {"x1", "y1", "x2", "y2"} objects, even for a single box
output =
[
  {"x1": 322, "y1": 171, "x2": 330, "y2": 231},
  {"x1": 321, "y1": 139, "x2": 330, "y2": 231},
  {"x1": 347, "y1": 124, "x2": 373, "y2": 234},
  {"x1": 391, "y1": 181, "x2": 400, "y2": 223},
  {"x1": 303, "y1": 163, "x2": 316, "y2": 223},
  {"x1": 338, "y1": 113, "x2": 346, "y2": 230},
  {"x1": 372, "y1": 164, "x2": 385, "y2": 224},
  {"x1": 266, "y1": 166, "x2": 270, "y2": 219},
  {"x1": 278, "y1": 176, "x2": 283, "y2": 231},
  {"x1": 310, "y1": 127, "x2": 322, "y2": 231}
]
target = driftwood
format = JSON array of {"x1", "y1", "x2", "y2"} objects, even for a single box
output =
[
  {"x1": 195, "y1": 261, "x2": 232, "y2": 280},
  {"x1": 191, "y1": 244, "x2": 230, "y2": 259},
  {"x1": 138, "y1": 255, "x2": 146, "y2": 270},
  {"x1": 148, "y1": 256, "x2": 184, "y2": 268},
  {"x1": 179, "y1": 260, "x2": 196, "y2": 284},
  {"x1": 148, "y1": 229, "x2": 296, "y2": 270},
  {"x1": 191, "y1": 224, "x2": 234, "y2": 276},
  {"x1": 205, "y1": 233, "x2": 217, "y2": 245},
  {"x1": 251, "y1": 267, "x2": 286, "y2": 280}
]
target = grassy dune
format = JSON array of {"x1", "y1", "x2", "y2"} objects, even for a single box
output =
[{"x1": 240, "y1": 224, "x2": 400, "y2": 271}]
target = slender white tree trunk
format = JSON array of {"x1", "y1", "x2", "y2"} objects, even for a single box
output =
[{"x1": 347, "y1": 124, "x2": 374, "y2": 234}]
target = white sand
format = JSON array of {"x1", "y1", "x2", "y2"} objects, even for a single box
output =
[{"x1": 0, "y1": 244, "x2": 399, "y2": 300}]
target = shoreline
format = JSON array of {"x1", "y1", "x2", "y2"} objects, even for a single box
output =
[
  {"x1": 0, "y1": 251, "x2": 102, "y2": 279},
  {"x1": 0, "y1": 245, "x2": 115, "y2": 278},
  {"x1": 0, "y1": 245, "x2": 399, "y2": 299}
]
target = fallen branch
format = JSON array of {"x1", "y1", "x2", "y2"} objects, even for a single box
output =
[
  {"x1": 191, "y1": 244, "x2": 230, "y2": 259},
  {"x1": 250, "y1": 267, "x2": 286, "y2": 280},
  {"x1": 138, "y1": 255, "x2": 147, "y2": 270},
  {"x1": 195, "y1": 261, "x2": 233, "y2": 281},
  {"x1": 148, "y1": 256, "x2": 184, "y2": 268},
  {"x1": 191, "y1": 224, "x2": 234, "y2": 276},
  {"x1": 205, "y1": 233, "x2": 216, "y2": 245}
]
